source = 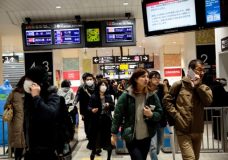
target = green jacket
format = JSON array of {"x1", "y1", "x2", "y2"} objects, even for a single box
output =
[{"x1": 111, "y1": 87, "x2": 163, "y2": 143}]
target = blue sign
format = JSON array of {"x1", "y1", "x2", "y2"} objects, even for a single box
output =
[
  {"x1": 26, "y1": 30, "x2": 52, "y2": 46},
  {"x1": 205, "y1": 0, "x2": 221, "y2": 23},
  {"x1": 54, "y1": 28, "x2": 81, "y2": 44}
]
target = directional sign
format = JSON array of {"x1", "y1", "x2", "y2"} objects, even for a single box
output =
[
  {"x1": 93, "y1": 56, "x2": 115, "y2": 64},
  {"x1": 144, "y1": 62, "x2": 154, "y2": 69},
  {"x1": 2, "y1": 56, "x2": 19, "y2": 63},
  {"x1": 116, "y1": 55, "x2": 149, "y2": 63},
  {"x1": 99, "y1": 65, "x2": 118, "y2": 70}
]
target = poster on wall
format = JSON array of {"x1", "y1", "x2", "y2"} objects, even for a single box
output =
[
  {"x1": 63, "y1": 70, "x2": 80, "y2": 92},
  {"x1": 164, "y1": 67, "x2": 182, "y2": 85},
  {"x1": 24, "y1": 52, "x2": 53, "y2": 85}
]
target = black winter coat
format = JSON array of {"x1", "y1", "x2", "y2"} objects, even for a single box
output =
[
  {"x1": 87, "y1": 93, "x2": 114, "y2": 150},
  {"x1": 24, "y1": 89, "x2": 61, "y2": 151}
]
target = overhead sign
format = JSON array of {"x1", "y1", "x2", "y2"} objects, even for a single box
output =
[
  {"x1": 144, "y1": 62, "x2": 154, "y2": 69},
  {"x1": 93, "y1": 55, "x2": 149, "y2": 64},
  {"x1": 2, "y1": 56, "x2": 19, "y2": 63},
  {"x1": 119, "y1": 64, "x2": 128, "y2": 70},
  {"x1": 100, "y1": 65, "x2": 118, "y2": 70},
  {"x1": 93, "y1": 56, "x2": 115, "y2": 64},
  {"x1": 116, "y1": 55, "x2": 149, "y2": 63}
]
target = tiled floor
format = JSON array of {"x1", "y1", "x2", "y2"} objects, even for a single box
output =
[
  {"x1": 1, "y1": 119, "x2": 228, "y2": 160},
  {"x1": 72, "y1": 122, "x2": 228, "y2": 160}
]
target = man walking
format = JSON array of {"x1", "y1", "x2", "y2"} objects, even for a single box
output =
[{"x1": 163, "y1": 59, "x2": 213, "y2": 160}]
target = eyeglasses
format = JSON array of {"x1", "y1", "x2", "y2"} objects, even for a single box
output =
[
  {"x1": 194, "y1": 69, "x2": 205, "y2": 74},
  {"x1": 152, "y1": 77, "x2": 161, "y2": 80}
]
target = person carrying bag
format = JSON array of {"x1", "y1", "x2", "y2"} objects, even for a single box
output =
[{"x1": 3, "y1": 91, "x2": 14, "y2": 122}]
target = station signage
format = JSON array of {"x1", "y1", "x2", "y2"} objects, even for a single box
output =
[
  {"x1": 93, "y1": 55, "x2": 149, "y2": 64},
  {"x1": 93, "y1": 56, "x2": 115, "y2": 64},
  {"x1": 100, "y1": 65, "x2": 118, "y2": 70},
  {"x1": 2, "y1": 56, "x2": 19, "y2": 63},
  {"x1": 144, "y1": 62, "x2": 154, "y2": 69},
  {"x1": 164, "y1": 68, "x2": 182, "y2": 77},
  {"x1": 116, "y1": 55, "x2": 149, "y2": 63}
]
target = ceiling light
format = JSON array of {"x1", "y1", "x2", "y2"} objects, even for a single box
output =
[
  {"x1": 56, "y1": 6, "x2": 61, "y2": 9},
  {"x1": 123, "y1": 2, "x2": 128, "y2": 6}
]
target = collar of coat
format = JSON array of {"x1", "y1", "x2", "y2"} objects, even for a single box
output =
[{"x1": 125, "y1": 85, "x2": 156, "y2": 99}]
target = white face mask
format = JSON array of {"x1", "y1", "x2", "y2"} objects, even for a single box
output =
[
  {"x1": 86, "y1": 80, "x2": 94, "y2": 87},
  {"x1": 23, "y1": 80, "x2": 33, "y2": 93},
  {"x1": 100, "y1": 85, "x2": 107, "y2": 93}
]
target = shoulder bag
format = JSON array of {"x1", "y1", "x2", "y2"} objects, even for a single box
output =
[{"x1": 3, "y1": 91, "x2": 14, "y2": 122}]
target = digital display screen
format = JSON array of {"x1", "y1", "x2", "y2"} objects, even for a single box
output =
[
  {"x1": 205, "y1": 0, "x2": 221, "y2": 23},
  {"x1": 106, "y1": 26, "x2": 133, "y2": 42},
  {"x1": 86, "y1": 28, "x2": 100, "y2": 42},
  {"x1": 145, "y1": 0, "x2": 197, "y2": 32},
  {"x1": 26, "y1": 30, "x2": 52, "y2": 46},
  {"x1": 54, "y1": 28, "x2": 81, "y2": 44}
]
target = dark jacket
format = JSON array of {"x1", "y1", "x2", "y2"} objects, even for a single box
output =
[
  {"x1": 163, "y1": 77, "x2": 213, "y2": 134},
  {"x1": 75, "y1": 84, "x2": 95, "y2": 116},
  {"x1": 24, "y1": 87, "x2": 61, "y2": 151},
  {"x1": 111, "y1": 87, "x2": 163, "y2": 143},
  {"x1": 87, "y1": 93, "x2": 114, "y2": 150}
]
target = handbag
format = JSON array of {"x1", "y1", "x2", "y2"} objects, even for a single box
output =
[{"x1": 3, "y1": 92, "x2": 14, "y2": 122}]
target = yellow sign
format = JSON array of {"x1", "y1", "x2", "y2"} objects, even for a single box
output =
[{"x1": 120, "y1": 64, "x2": 128, "y2": 70}]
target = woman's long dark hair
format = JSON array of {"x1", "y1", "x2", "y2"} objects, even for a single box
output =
[{"x1": 128, "y1": 67, "x2": 149, "y2": 93}]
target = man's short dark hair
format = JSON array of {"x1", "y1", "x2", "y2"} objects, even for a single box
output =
[
  {"x1": 82, "y1": 72, "x2": 93, "y2": 81},
  {"x1": 188, "y1": 59, "x2": 203, "y2": 70}
]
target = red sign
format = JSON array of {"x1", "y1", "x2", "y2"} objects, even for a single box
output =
[
  {"x1": 63, "y1": 70, "x2": 80, "y2": 80},
  {"x1": 164, "y1": 68, "x2": 182, "y2": 77}
]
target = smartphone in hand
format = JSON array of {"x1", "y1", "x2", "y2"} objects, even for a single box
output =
[{"x1": 188, "y1": 69, "x2": 198, "y2": 81}]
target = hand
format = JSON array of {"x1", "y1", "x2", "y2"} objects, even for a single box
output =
[
  {"x1": 143, "y1": 106, "x2": 153, "y2": 118},
  {"x1": 30, "y1": 83, "x2": 41, "y2": 97},
  {"x1": 92, "y1": 108, "x2": 98, "y2": 113},
  {"x1": 104, "y1": 103, "x2": 110, "y2": 110},
  {"x1": 191, "y1": 74, "x2": 201, "y2": 87},
  {"x1": 111, "y1": 134, "x2": 117, "y2": 146}
]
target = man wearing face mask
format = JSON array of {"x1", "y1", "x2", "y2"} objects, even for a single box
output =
[
  {"x1": 87, "y1": 80, "x2": 114, "y2": 160},
  {"x1": 23, "y1": 66, "x2": 61, "y2": 160},
  {"x1": 74, "y1": 73, "x2": 96, "y2": 139}
]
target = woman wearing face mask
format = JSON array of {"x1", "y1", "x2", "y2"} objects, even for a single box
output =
[{"x1": 87, "y1": 79, "x2": 115, "y2": 160}]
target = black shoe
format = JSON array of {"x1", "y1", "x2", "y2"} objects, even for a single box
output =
[
  {"x1": 90, "y1": 154, "x2": 95, "y2": 160},
  {"x1": 96, "y1": 149, "x2": 102, "y2": 156}
]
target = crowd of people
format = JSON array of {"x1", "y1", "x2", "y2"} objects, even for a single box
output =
[{"x1": 6, "y1": 58, "x2": 228, "y2": 160}]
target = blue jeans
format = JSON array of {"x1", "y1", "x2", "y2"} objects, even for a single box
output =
[{"x1": 150, "y1": 127, "x2": 165, "y2": 160}]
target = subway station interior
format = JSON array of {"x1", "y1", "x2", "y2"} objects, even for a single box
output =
[{"x1": 1, "y1": 0, "x2": 228, "y2": 159}]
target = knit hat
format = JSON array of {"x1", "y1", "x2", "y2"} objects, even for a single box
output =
[{"x1": 25, "y1": 66, "x2": 49, "y2": 86}]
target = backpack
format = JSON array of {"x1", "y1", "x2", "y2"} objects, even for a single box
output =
[
  {"x1": 55, "y1": 96, "x2": 75, "y2": 154},
  {"x1": 166, "y1": 80, "x2": 182, "y2": 126}
]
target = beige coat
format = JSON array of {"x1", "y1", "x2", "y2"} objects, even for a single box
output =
[
  {"x1": 4, "y1": 90, "x2": 26, "y2": 148},
  {"x1": 163, "y1": 77, "x2": 213, "y2": 134}
]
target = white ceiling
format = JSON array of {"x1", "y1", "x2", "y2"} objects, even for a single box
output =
[
  {"x1": 0, "y1": 0, "x2": 184, "y2": 53},
  {"x1": 0, "y1": 0, "x2": 142, "y2": 24}
]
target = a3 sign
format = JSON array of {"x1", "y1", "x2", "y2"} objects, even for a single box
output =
[{"x1": 93, "y1": 55, "x2": 149, "y2": 64}]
